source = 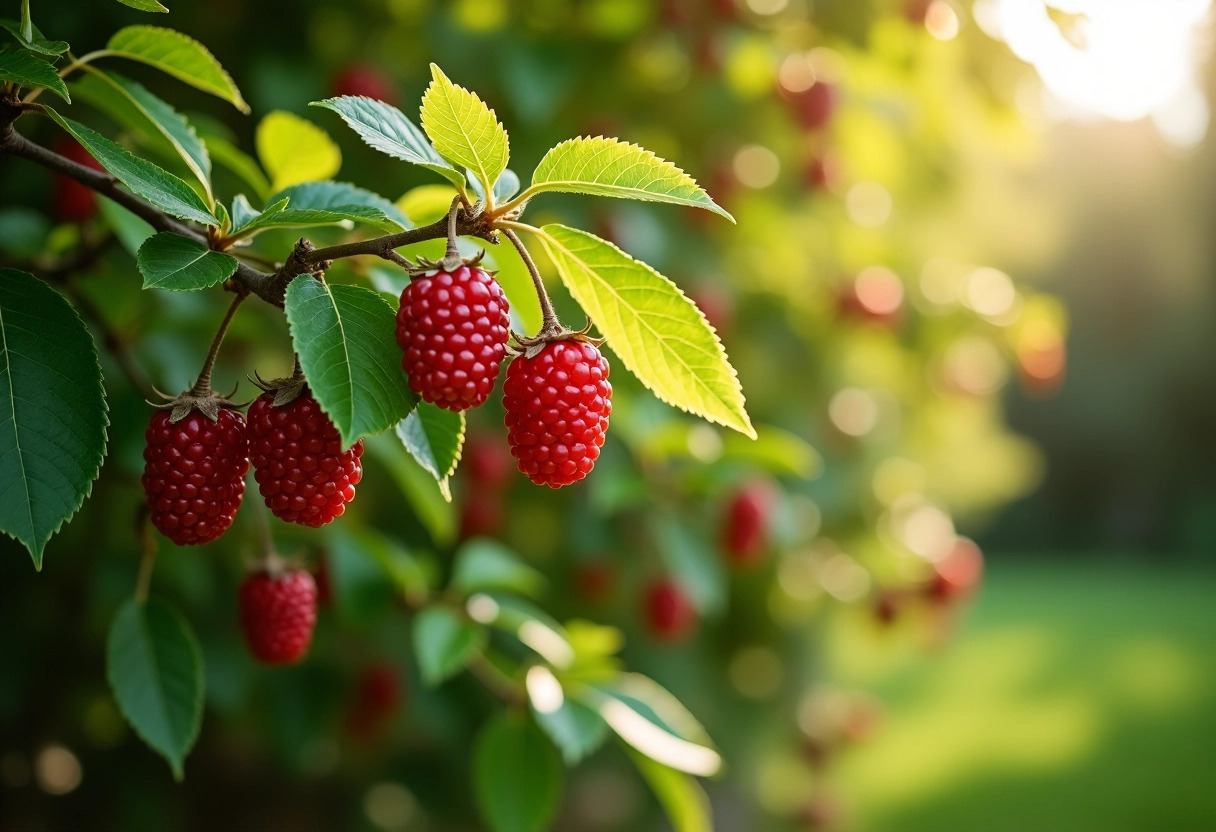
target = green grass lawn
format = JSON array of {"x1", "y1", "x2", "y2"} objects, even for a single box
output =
[{"x1": 827, "y1": 560, "x2": 1216, "y2": 832}]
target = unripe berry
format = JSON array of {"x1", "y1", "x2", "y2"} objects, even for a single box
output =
[
  {"x1": 723, "y1": 481, "x2": 777, "y2": 566},
  {"x1": 238, "y1": 569, "x2": 318, "y2": 665},
  {"x1": 503, "y1": 340, "x2": 611, "y2": 488},
  {"x1": 396, "y1": 265, "x2": 511, "y2": 411},
  {"x1": 248, "y1": 389, "x2": 364, "y2": 527},
  {"x1": 142, "y1": 409, "x2": 249, "y2": 546},
  {"x1": 643, "y1": 578, "x2": 696, "y2": 643}
]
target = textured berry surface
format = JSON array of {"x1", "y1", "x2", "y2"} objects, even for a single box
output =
[
  {"x1": 248, "y1": 390, "x2": 364, "y2": 527},
  {"x1": 723, "y1": 482, "x2": 776, "y2": 565},
  {"x1": 142, "y1": 409, "x2": 249, "y2": 546},
  {"x1": 396, "y1": 265, "x2": 510, "y2": 411},
  {"x1": 238, "y1": 570, "x2": 317, "y2": 665},
  {"x1": 643, "y1": 578, "x2": 696, "y2": 643},
  {"x1": 503, "y1": 340, "x2": 612, "y2": 488}
]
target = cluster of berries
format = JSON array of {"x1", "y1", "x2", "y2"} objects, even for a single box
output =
[
  {"x1": 142, "y1": 378, "x2": 361, "y2": 666},
  {"x1": 395, "y1": 260, "x2": 612, "y2": 488}
]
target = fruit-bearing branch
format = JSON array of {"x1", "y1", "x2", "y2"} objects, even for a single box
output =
[{"x1": 0, "y1": 104, "x2": 499, "y2": 309}]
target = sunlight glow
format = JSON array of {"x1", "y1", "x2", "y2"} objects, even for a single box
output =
[{"x1": 993, "y1": 0, "x2": 1213, "y2": 144}]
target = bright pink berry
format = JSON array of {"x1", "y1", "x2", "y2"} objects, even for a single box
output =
[
  {"x1": 238, "y1": 569, "x2": 318, "y2": 665},
  {"x1": 643, "y1": 578, "x2": 696, "y2": 643},
  {"x1": 396, "y1": 265, "x2": 510, "y2": 411},
  {"x1": 503, "y1": 340, "x2": 612, "y2": 488},
  {"x1": 142, "y1": 409, "x2": 249, "y2": 546},
  {"x1": 248, "y1": 390, "x2": 364, "y2": 527},
  {"x1": 723, "y1": 481, "x2": 776, "y2": 566}
]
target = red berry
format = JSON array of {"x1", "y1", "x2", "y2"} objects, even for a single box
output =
[
  {"x1": 53, "y1": 138, "x2": 103, "y2": 223},
  {"x1": 238, "y1": 569, "x2": 318, "y2": 665},
  {"x1": 313, "y1": 553, "x2": 333, "y2": 609},
  {"x1": 723, "y1": 481, "x2": 776, "y2": 566},
  {"x1": 927, "y1": 537, "x2": 984, "y2": 602},
  {"x1": 464, "y1": 433, "x2": 513, "y2": 491},
  {"x1": 503, "y1": 340, "x2": 612, "y2": 488},
  {"x1": 786, "y1": 81, "x2": 836, "y2": 131},
  {"x1": 643, "y1": 578, "x2": 696, "y2": 643},
  {"x1": 142, "y1": 409, "x2": 249, "y2": 546},
  {"x1": 690, "y1": 283, "x2": 734, "y2": 334},
  {"x1": 396, "y1": 265, "x2": 511, "y2": 411},
  {"x1": 459, "y1": 491, "x2": 504, "y2": 540},
  {"x1": 248, "y1": 389, "x2": 364, "y2": 527},
  {"x1": 346, "y1": 662, "x2": 404, "y2": 741},
  {"x1": 329, "y1": 63, "x2": 397, "y2": 103},
  {"x1": 574, "y1": 560, "x2": 616, "y2": 605}
]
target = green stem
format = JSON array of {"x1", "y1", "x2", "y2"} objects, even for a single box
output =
[
  {"x1": 22, "y1": 50, "x2": 112, "y2": 103},
  {"x1": 491, "y1": 185, "x2": 541, "y2": 220},
  {"x1": 190, "y1": 291, "x2": 246, "y2": 396},
  {"x1": 500, "y1": 225, "x2": 560, "y2": 336}
]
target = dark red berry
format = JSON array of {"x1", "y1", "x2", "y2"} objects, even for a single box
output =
[
  {"x1": 346, "y1": 662, "x2": 404, "y2": 741},
  {"x1": 53, "y1": 138, "x2": 104, "y2": 223},
  {"x1": 313, "y1": 553, "x2": 333, "y2": 609},
  {"x1": 248, "y1": 389, "x2": 364, "y2": 527},
  {"x1": 329, "y1": 63, "x2": 397, "y2": 103},
  {"x1": 238, "y1": 569, "x2": 318, "y2": 665},
  {"x1": 574, "y1": 560, "x2": 616, "y2": 605},
  {"x1": 786, "y1": 81, "x2": 836, "y2": 131},
  {"x1": 459, "y1": 491, "x2": 504, "y2": 540},
  {"x1": 464, "y1": 433, "x2": 513, "y2": 491},
  {"x1": 723, "y1": 481, "x2": 776, "y2": 566},
  {"x1": 142, "y1": 409, "x2": 249, "y2": 546},
  {"x1": 643, "y1": 578, "x2": 696, "y2": 643},
  {"x1": 396, "y1": 265, "x2": 510, "y2": 411},
  {"x1": 503, "y1": 340, "x2": 611, "y2": 488}
]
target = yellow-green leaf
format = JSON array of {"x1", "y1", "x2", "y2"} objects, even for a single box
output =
[
  {"x1": 530, "y1": 137, "x2": 733, "y2": 222},
  {"x1": 105, "y1": 25, "x2": 248, "y2": 113},
  {"x1": 533, "y1": 225, "x2": 754, "y2": 438},
  {"x1": 419, "y1": 63, "x2": 509, "y2": 197},
  {"x1": 255, "y1": 110, "x2": 341, "y2": 193}
]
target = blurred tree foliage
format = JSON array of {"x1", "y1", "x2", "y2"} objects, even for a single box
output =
[{"x1": 0, "y1": 1, "x2": 1069, "y2": 830}]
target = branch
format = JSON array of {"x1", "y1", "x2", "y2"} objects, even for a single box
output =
[{"x1": 303, "y1": 208, "x2": 498, "y2": 265}]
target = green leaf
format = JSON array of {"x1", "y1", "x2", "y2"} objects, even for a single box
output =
[
  {"x1": 231, "y1": 205, "x2": 401, "y2": 238},
  {"x1": 0, "y1": 208, "x2": 49, "y2": 259},
  {"x1": 107, "y1": 598, "x2": 203, "y2": 780},
  {"x1": 652, "y1": 515, "x2": 725, "y2": 616},
  {"x1": 203, "y1": 135, "x2": 270, "y2": 201},
  {"x1": 105, "y1": 26, "x2": 248, "y2": 113},
  {"x1": 0, "y1": 271, "x2": 108, "y2": 569},
  {"x1": 268, "y1": 181, "x2": 411, "y2": 229},
  {"x1": 73, "y1": 68, "x2": 212, "y2": 200},
  {"x1": 255, "y1": 110, "x2": 341, "y2": 193},
  {"x1": 530, "y1": 137, "x2": 733, "y2": 221},
  {"x1": 412, "y1": 606, "x2": 485, "y2": 685},
  {"x1": 451, "y1": 539, "x2": 544, "y2": 598},
  {"x1": 420, "y1": 64, "x2": 510, "y2": 197},
  {"x1": 228, "y1": 193, "x2": 282, "y2": 232},
  {"x1": 469, "y1": 595, "x2": 573, "y2": 668},
  {"x1": 284, "y1": 280, "x2": 417, "y2": 448},
  {"x1": 117, "y1": 0, "x2": 170, "y2": 12},
  {"x1": 0, "y1": 19, "x2": 69, "y2": 55},
  {"x1": 330, "y1": 527, "x2": 431, "y2": 606},
  {"x1": 531, "y1": 684, "x2": 609, "y2": 765},
  {"x1": 325, "y1": 526, "x2": 400, "y2": 626},
  {"x1": 395, "y1": 403, "x2": 464, "y2": 501},
  {"x1": 467, "y1": 167, "x2": 520, "y2": 205},
  {"x1": 723, "y1": 425, "x2": 821, "y2": 479},
  {"x1": 533, "y1": 225, "x2": 754, "y2": 438},
  {"x1": 0, "y1": 49, "x2": 69, "y2": 102},
  {"x1": 310, "y1": 95, "x2": 464, "y2": 188},
  {"x1": 136, "y1": 232, "x2": 237, "y2": 291},
  {"x1": 43, "y1": 109, "x2": 218, "y2": 226},
  {"x1": 474, "y1": 713, "x2": 563, "y2": 832},
  {"x1": 586, "y1": 674, "x2": 720, "y2": 776},
  {"x1": 628, "y1": 749, "x2": 713, "y2": 832},
  {"x1": 365, "y1": 433, "x2": 456, "y2": 546},
  {"x1": 98, "y1": 196, "x2": 156, "y2": 255}
]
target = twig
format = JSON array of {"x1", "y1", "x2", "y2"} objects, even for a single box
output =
[{"x1": 501, "y1": 227, "x2": 560, "y2": 336}]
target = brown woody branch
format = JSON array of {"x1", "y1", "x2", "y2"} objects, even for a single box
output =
[{"x1": 0, "y1": 104, "x2": 498, "y2": 309}]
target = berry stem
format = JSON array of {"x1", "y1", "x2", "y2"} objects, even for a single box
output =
[
  {"x1": 190, "y1": 291, "x2": 247, "y2": 397},
  {"x1": 438, "y1": 195, "x2": 464, "y2": 272},
  {"x1": 134, "y1": 507, "x2": 157, "y2": 605},
  {"x1": 501, "y1": 227, "x2": 561, "y2": 337}
]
